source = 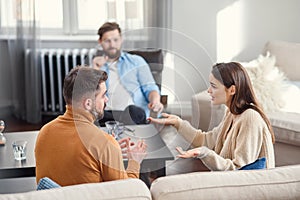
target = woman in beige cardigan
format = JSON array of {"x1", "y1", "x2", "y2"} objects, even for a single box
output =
[{"x1": 149, "y1": 62, "x2": 275, "y2": 170}]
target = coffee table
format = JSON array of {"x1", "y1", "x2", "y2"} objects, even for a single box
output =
[
  {"x1": 0, "y1": 124, "x2": 174, "y2": 179},
  {"x1": 0, "y1": 131, "x2": 38, "y2": 179}
]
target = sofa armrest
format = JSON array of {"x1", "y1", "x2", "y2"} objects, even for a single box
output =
[{"x1": 191, "y1": 91, "x2": 225, "y2": 131}]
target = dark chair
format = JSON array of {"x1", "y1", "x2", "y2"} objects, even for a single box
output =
[
  {"x1": 97, "y1": 49, "x2": 165, "y2": 126},
  {"x1": 127, "y1": 49, "x2": 164, "y2": 90}
]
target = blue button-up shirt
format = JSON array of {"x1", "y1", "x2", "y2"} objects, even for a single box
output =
[{"x1": 101, "y1": 51, "x2": 160, "y2": 117}]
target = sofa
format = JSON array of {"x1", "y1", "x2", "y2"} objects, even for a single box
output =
[
  {"x1": 151, "y1": 164, "x2": 300, "y2": 200},
  {"x1": 0, "y1": 165, "x2": 299, "y2": 199},
  {"x1": 0, "y1": 178, "x2": 151, "y2": 200},
  {"x1": 1, "y1": 124, "x2": 300, "y2": 199},
  {"x1": 191, "y1": 40, "x2": 300, "y2": 167}
]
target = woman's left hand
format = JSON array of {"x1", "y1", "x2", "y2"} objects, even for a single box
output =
[
  {"x1": 176, "y1": 146, "x2": 200, "y2": 158},
  {"x1": 176, "y1": 146, "x2": 210, "y2": 159}
]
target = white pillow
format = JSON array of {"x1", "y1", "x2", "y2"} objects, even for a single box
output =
[
  {"x1": 286, "y1": 81, "x2": 300, "y2": 88},
  {"x1": 280, "y1": 82, "x2": 300, "y2": 114},
  {"x1": 241, "y1": 53, "x2": 287, "y2": 113}
]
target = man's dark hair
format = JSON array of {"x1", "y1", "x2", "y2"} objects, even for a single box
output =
[
  {"x1": 63, "y1": 66, "x2": 108, "y2": 105},
  {"x1": 97, "y1": 22, "x2": 121, "y2": 40}
]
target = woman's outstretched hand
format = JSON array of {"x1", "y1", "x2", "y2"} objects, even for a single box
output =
[
  {"x1": 176, "y1": 146, "x2": 210, "y2": 159},
  {"x1": 147, "y1": 113, "x2": 181, "y2": 130},
  {"x1": 176, "y1": 146, "x2": 200, "y2": 158}
]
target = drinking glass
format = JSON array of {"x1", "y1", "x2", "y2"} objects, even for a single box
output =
[
  {"x1": 105, "y1": 121, "x2": 119, "y2": 137},
  {"x1": 115, "y1": 122, "x2": 124, "y2": 140},
  {"x1": 0, "y1": 120, "x2": 6, "y2": 145},
  {"x1": 12, "y1": 140, "x2": 27, "y2": 160}
]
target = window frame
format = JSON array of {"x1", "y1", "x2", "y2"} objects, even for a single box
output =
[{"x1": 0, "y1": 0, "x2": 146, "y2": 38}]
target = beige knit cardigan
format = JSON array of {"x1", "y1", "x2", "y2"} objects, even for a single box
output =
[{"x1": 177, "y1": 109, "x2": 275, "y2": 170}]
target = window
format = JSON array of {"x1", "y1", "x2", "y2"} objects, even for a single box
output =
[{"x1": 0, "y1": 0, "x2": 145, "y2": 36}]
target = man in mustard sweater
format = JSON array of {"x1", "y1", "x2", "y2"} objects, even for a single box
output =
[{"x1": 35, "y1": 66, "x2": 147, "y2": 186}]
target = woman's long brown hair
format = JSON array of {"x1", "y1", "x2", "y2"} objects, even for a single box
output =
[{"x1": 211, "y1": 62, "x2": 275, "y2": 143}]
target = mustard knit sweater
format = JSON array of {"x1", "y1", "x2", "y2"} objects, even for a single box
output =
[{"x1": 35, "y1": 106, "x2": 140, "y2": 186}]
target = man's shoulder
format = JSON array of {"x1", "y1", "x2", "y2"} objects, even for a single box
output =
[
  {"x1": 36, "y1": 117, "x2": 65, "y2": 144},
  {"x1": 39, "y1": 116, "x2": 61, "y2": 133},
  {"x1": 121, "y1": 51, "x2": 147, "y2": 65}
]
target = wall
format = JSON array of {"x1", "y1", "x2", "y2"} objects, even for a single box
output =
[
  {"x1": 170, "y1": 0, "x2": 300, "y2": 103},
  {"x1": 1, "y1": 0, "x2": 300, "y2": 116}
]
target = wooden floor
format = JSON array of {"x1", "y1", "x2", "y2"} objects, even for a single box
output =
[{"x1": 1, "y1": 115, "x2": 56, "y2": 133}]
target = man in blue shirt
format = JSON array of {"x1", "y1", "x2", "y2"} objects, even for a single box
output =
[{"x1": 93, "y1": 22, "x2": 163, "y2": 125}]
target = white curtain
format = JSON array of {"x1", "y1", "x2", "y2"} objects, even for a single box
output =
[{"x1": 5, "y1": 0, "x2": 41, "y2": 123}]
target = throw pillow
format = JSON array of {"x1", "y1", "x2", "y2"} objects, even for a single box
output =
[
  {"x1": 37, "y1": 177, "x2": 61, "y2": 190},
  {"x1": 239, "y1": 157, "x2": 266, "y2": 170},
  {"x1": 242, "y1": 52, "x2": 287, "y2": 113}
]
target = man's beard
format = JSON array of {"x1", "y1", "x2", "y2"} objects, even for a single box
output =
[
  {"x1": 104, "y1": 48, "x2": 121, "y2": 59},
  {"x1": 90, "y1": 103, "x2": 106, "y2": 121}
]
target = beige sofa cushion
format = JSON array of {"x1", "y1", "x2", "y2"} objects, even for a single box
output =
[
  {"x1": 0, "y1": 179, "x2": 151, "y2": 200},
  {"x1": 269, "y1": 111, "x2": 300, "y2": 146},
  {"x1": 263, "y1": 40, "x2": 300, "y2": 81},
  {"x1": 151, "y1": 165, "x2": 300, "y2": 200}
]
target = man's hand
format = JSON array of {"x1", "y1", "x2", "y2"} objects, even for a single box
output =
[
  {"x1": 127, "y1": 140, "x2": 147, "y2": 164},
  {"x1": 93, "y1": 56, "x2": 107, "y2": 70},
  {"x1": 148, "y1": 101, "x2": 164, "y2": 114},
  {"x1": 148, "y1": 91, "x2": 164, "y2": 115},
  {"x1": 118, "y1": 137, "x2": 134, "y2": 159}
]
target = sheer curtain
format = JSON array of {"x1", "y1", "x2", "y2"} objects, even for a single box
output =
[
  {"x1": 5, "y1": 0, "x2": 41, "y2": 123},
  {"x1": 122, "y1": 0, "x2": 172, "y2": 49}
]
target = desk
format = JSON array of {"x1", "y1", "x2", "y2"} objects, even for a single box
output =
[{"x1": 0, "y1": 125, "x2": 174, "y2": 179}]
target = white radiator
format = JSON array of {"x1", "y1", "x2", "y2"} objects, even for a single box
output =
[{"x1": 38, "y1": 48, "x2": 97, "y2": 114}]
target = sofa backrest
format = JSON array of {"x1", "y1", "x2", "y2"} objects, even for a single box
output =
[
  {"x1": 263, "y1": 40, "x2": 300, "y2": 81},
  {"x1": 1, "y1": 165, "x2": 300, "y2": 199},
  {"x1": 150, "y1": 164, "x2": 300, "y2": 200},
  {"x1": 0, "y1": 179, "x2": 151, "y2": 200}
]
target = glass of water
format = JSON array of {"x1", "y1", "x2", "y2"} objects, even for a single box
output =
[
  {"x1": 12, "y1": 140, "x2": 27, "y2": 160},
  {"x1": 105, "y1": 121, "x2": 119, "y2": 136},
  {"x1": 115, "y1": 122, "x2": 124, "y2": 140}
]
